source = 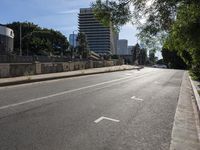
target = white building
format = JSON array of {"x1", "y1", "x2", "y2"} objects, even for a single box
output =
[{"x1": 0, "y1": 25, "x2": 14, "y2": 55}]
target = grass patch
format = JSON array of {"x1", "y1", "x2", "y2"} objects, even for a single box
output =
[{"x1": 189, "y1": 70, "x2": 200, "y2": 81}]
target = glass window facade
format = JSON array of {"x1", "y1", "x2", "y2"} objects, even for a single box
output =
[{"x1": 78, "y1": 8, "x2": 118, "y2": 55}]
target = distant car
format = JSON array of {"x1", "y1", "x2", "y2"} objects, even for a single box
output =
[
  {"x1": 153, "y1": 65, "x2": 158, "y2": 68},
  {"x1": 160, "y1": 65, "x2": 167, "y2": 68},
  {"x1": 153, "y1": 64, "x2": 167, "y2": 68}
]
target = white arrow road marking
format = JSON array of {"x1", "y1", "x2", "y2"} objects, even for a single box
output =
[
  {"x1": 94, "y1": 116, "x2": 120, "y2": 123},
  {"x1": 131, "y1": 96, "x2": 144, "y2": 101}
]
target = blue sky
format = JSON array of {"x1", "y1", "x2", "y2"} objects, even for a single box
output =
[
  {"x1": 0, "y1": 0, "x2": 138, "y2": 45},
  {"x1": 0, "y1": 0, "x2": 161, "y2": 58}
]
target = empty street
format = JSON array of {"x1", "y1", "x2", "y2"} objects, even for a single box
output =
[{"x1": 0, "y1": 68, "x2": 185, "y2": 150}]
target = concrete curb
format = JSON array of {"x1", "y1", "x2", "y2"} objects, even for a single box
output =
[
  {"x1": 0, "y1": 65, "x2": 142, "y2": 87},
  {"x1": 189, "y1": 76, "x2": 200, "y2": 141},
  {"x1": 189, "y1": 76, "x2": 200, "y2": 114},
  {"x1": 170, "y1": 72, "x2": 200, "y2": 150}
]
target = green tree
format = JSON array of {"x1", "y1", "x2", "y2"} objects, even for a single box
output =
[
  {"x1": 132, "y1": 43, "x2": 140, "y2": 65},
  {"x1": 132, "y1": 43, "x2": 147, "y2": 65},
  {"x1": 139, "y1": 48, "x2": 147, "y2": 65},
  {"x1": 149, "y1": 51, "x2": 156, "y2": 65},
  {"x1": 164, "y1": 2, "x2": 200, "y2": 78},
  {"x1": 7, "y1": 22, "x2": 69, "y2": 56},
  {"x1": 6, "y1": 22, "x2": 40, "y2": 55},
  {"x1": 162, "y1": 48, "x2": 188, "y2": 69},
  {"x1": 76, "y1": 32, "x2": 89, "y2": 59},
  {"x1": 111, "y1": 55, "x2": 119, "y2": 59},
  {"x1": 92, "y1": 0, "x2": 200, "y2": 78}
]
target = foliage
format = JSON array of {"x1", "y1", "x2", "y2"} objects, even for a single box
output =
[
  {"x1": 92, "y1": 0, "x2": 179, "y2": 49},
  {"x1": 156, "y1": 59, "x2": 164, "y2": 65},
  {"x1": 139, "y1": 47, "x2": 147, "y2": 65},
  {"x1": 76, "y1": 33, "x2": 89, "y2": 59},
  {"x1": 164, "y1": 2, "x2": 200, "y2": 78},
  {"x1": 132, "y1": 43, "x2": 147, "y2": 65},
  {"x1": 132, "y1": 43, "x2": 140, "y2": 64},
  {"x1": 149, "y1": 50, "x2": 157, "y2": 65},
  {"x1": 92, "y1": 0, "x2": 131, "y2": 32},
  {"x1": 6, "y1": 22, "x2": 69, "y2": 56},
  {"x1": 111, "y1": 55, "x2": 119, "y2": 59},
  {"x1": 189, "y1": 70, "x2": 200, "y2": 81},
  {"x1": 162, "y1": 48, "x2": 187, "y2": 69},
  {"x1": 7, "y1": 22, "x2": 40, "y2": 54},
  {"x1": 92, "y1": 0, "x2": 200, "y2": 78},
  {"x1": 92, "y1": 0, "x2": 197, "y2": 34}
]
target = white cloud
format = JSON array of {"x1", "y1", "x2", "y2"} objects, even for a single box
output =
[{"x1": 58, "y1": 9, "x2": 79, "y2": 14}]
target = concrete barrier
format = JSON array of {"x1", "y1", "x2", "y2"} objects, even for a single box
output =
[
  {"x1": 0, "y1": 64, "x2": 10, "y2": 77},
  {"x1": 9, "y1": 63, "x2": 36, "y2": 77},
  {"x1": 0, "y1": 60, "x2": 124, "y2": 78},
  {"x1": 189, "y1": 76, "x2": 200, "y2": 117},
  {"x1": 0, "y1": 65, "x2": 140, "y2": 86}
]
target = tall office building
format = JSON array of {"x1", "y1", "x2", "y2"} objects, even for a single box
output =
[
  {"x1": 69, "y1": 34, "x2": 78, "y2": 47},
  {"x1": 78, "y1": 8, "x2": 118, "y2": 55},
  {"x1": 117, "y1": 39, "x2": 128, "y2": 55}
]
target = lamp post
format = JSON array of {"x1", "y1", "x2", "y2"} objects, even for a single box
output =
[
  {"x1": 19, "y1": 23, "x2": 22, "y2": 56},
  {"x1": 72, "y1": 30, "x2": 77, "y2": 60}
]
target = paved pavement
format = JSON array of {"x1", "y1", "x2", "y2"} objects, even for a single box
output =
[{"x1": 0, "y1": 67, "x2": 195, "y2": 150}]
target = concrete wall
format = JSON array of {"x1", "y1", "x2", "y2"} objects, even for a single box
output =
[
  {"x1": 0, "y1": 60, "x2": 124, "y2": 78},
  {"x1": 10, "y1": 63, "x2": 36, "y2": 77},
  {"x1": 0, "y1": 64, "x2": 9, "y2": 77}
]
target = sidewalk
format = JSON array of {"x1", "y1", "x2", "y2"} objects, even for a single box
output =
[
  {"x1": 170, "y1": 72, "x2": 200, "y2": 150},
  {"x1": 0, "y1": 65, "x2": 140, "y2": 86}
]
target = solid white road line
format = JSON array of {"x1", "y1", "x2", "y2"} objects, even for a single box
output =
[
  {"x1": 0, "y1": 73, "x2": 151, "y2": 111},
  {"x1": 0, "y1": 76, "x2": 131, "y2": 110},
  {"x1": 0, "y1": 73, "x2": 108, "y2": 90},
  {"x1": 94, "y1": 116, "x2": 120, "y2": 123}
]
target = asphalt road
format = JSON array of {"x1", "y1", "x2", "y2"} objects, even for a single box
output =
[{"x1": 0, "y1": 67, "x2": 185, "y2": 150}]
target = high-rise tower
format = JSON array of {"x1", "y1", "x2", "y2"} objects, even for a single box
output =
[{"x1": 78, "y1": 8, "x2": 118, "y2": 55}]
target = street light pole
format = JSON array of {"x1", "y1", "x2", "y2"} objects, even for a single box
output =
[
  {"x1": 72, "y1": 30, "x2": 77, "y2": 60},
  {"x1": 72, "y1": 31, "x2": 75, "y2": 59},
  {"x1": 19, "y1": 23, "x2": 22, "y2": 56}
]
